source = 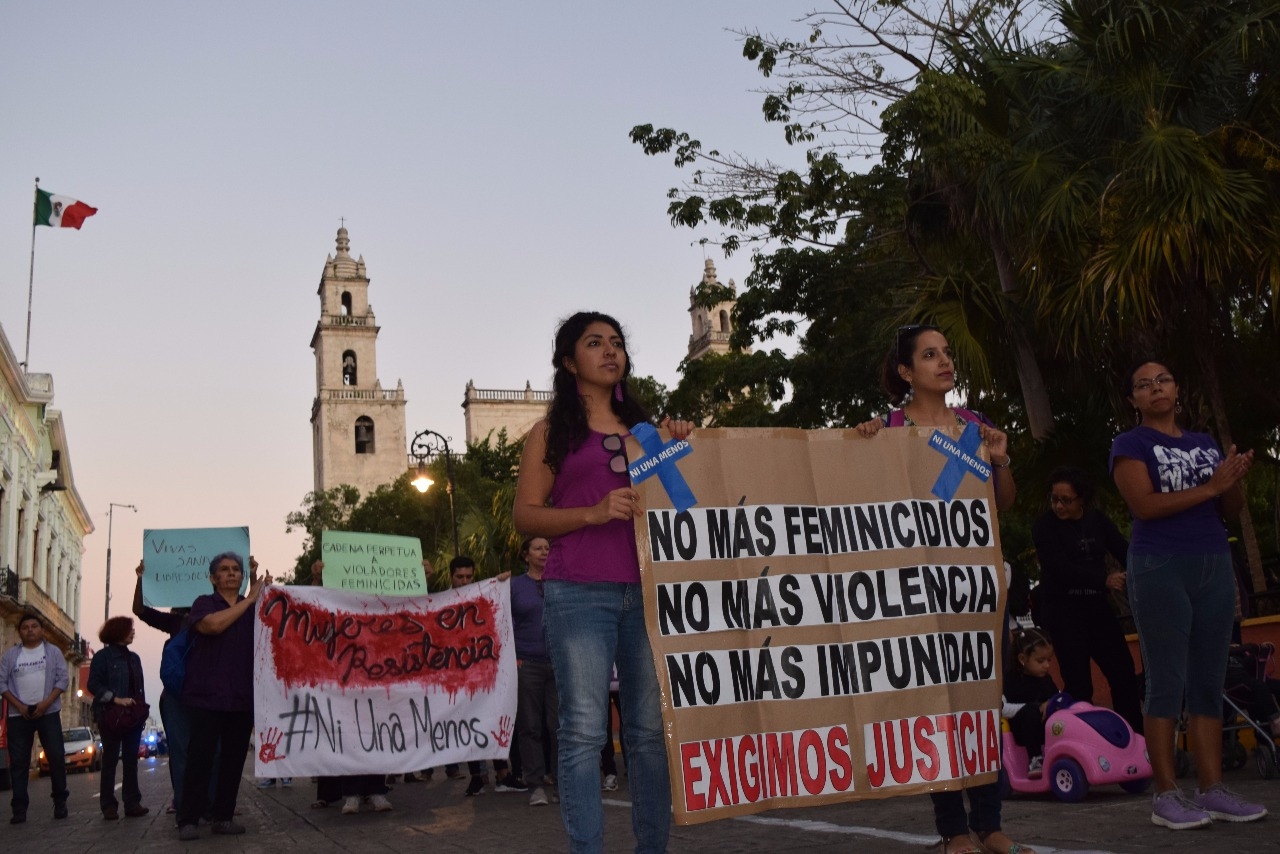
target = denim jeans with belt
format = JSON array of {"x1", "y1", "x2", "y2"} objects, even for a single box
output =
[{"x1": 544, "y1": 580, "x2": 670, "y2": 854}]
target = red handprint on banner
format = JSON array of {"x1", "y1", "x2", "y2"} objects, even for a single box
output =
[
  {"x1": 258, "y1": 727, "x2": 286, "y2": 763},
  {"x1": 491, "y1": 715, "x2": 514, "y2": 749}
]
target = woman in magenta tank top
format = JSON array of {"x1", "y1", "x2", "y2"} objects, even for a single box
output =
[
  {"x1": 514, "y1": 311, "x2": 693, "y2": 854},
  {"x1": 857, "y1": 324, "x2": 1027, "y2": 854}
]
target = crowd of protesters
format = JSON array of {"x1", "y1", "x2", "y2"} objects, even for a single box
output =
[{"x1": 2, "y1": 313, "x2": 1271, "y2": 852}]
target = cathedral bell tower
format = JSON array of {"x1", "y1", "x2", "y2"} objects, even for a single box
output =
[
  {"x1": 309, "y1": 227, "x2": 408, "y2": 494},
  {"x1": 687, "y1": 258, "x2": 739, "y2": 361}
]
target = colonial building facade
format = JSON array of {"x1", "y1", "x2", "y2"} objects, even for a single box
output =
[
  {"x1": 0, "y1": 322, "x2": 94, "y2": 728},
  {"x1": 309, "y1": 227, "x2": 408, "y2": 495},
  {"x1": 306, "y1": 229, "x2": 740, "y2": 489}
]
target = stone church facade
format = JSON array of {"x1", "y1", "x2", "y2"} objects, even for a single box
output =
[{"x1": 308, "y1": 228, "x2": 738, "y2": 493}]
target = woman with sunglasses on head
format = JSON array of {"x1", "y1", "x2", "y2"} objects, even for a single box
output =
[
  {"x1": 514, "y1": 311, "x2": 693, "y2": 854},
  {"x1": 857, "y1": 324, "x2": 1028, "y2": 854},
  {"x1": 1030, "y1": 467, "x2": 1142, "y2": 733},
  {"x1": 1111, "y1": 360, "x2": 1264, "y2": 830}
]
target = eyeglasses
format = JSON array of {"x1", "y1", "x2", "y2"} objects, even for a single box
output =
[
  {"x1": 1132, "y1": 374, "x2": 1174, "y2": 393},
  {"x1": 602, "y1": 433, "x2": 628, "y2": 475},
  {"x1": 1048, "y1": 495, "x2": 1079, "y2": 507}
]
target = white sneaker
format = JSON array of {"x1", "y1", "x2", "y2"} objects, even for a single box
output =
[
  {"x1": 602, "y1": 773, "x2": 618, "y2": 791},
  {"x1": 341, "y1": 796, "x2": 361, "y2": 815},
  {"x1": 1027, "y1": 756, "x2": 1044, "y2": 778},
  {"x1": 528, "y1": 787, "x2": 549, "y2": 807},
  {"x1": 369, "y1": 794, "x2": 393, "y2": 812}
]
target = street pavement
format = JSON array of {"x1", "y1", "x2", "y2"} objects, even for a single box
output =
[{"x1": 5, "y1": 756, "x2": 1280, "y2": 852}]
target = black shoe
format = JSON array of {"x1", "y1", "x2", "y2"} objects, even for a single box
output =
[
  {"x1": 403, "y1": 772, "x2": 421, "y2": 783},
  {"x1": 54, "y1": 802, "x2": 68, "y2": 820},
  {"x1": 102, "y1": 807, "x2": 119, "y2": 820},
  {"x1": 464, "y1": 775, "x2": 486, "y2": 797},
  {"x1": 495, "y1": 774, "x2": 529, "y2": 793},
  {"x1": 10, "y1": 812, "x2": 26, "y2": 825},
  {"x1": 125, "y1": 805, "x2": 150, "y2": 818},
  {"x1": 211, "y1": 820, "x2": 246, "y2": 835}
]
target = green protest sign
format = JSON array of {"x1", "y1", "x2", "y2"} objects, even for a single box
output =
[{"x1": 319, "y1": 530, "x2": 427, "y2": 595}]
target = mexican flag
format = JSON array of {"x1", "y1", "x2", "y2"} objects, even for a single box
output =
[{"x1": 34, "y1": 189, "x2": 97, "y2": 229}]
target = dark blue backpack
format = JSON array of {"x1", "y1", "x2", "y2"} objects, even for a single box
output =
[{"x1": 159, "y1": 627, "x2": 194, "y2": 695}]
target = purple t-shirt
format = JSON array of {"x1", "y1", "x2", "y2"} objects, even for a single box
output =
[
  {"x1": 182, "y1": 592, "x2": 255, "y2": 712},
  {"x1": 510, "y1": 573, "x2": 548, "y2": 661},
  {"x1": 543, "y1": 429, "x2": 640, "y2": 584},
  {"x1": 1109, "y1": 426, "x2": 1228, "y2": 555}
]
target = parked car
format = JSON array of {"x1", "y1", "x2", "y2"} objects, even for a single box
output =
[
  {"x1": 1003, "y1": 697, "x2": 1152, "y2": 802},
  {"x1": 39, "y1": 727, "x2": 102, "y2": 774}
]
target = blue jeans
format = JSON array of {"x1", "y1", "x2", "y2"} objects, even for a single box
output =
[
  {"x1": 1128, "y1": 551, "x2": 1235, "y2": 718},
  {"x1": 544, "y1": 581, "x2": 670, "y2": 854},
  {"x1": 160, "y1": 690, "x2": 217, "y2": 815},
  {"x1": 6, "y1": 712, "x2": 67, "y2": 815}
]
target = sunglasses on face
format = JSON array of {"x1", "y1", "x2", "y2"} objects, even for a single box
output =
[
  {"x1": 1048, "y1": 495, "x2": 1079, "y2": 506},
  {"x1": 602, "y1": 433, "x2": 628, "y2": 475}
]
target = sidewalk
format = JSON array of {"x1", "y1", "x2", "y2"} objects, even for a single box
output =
[{"x1": 5, "y1": 756, "x2": 1279, "y2": 852}]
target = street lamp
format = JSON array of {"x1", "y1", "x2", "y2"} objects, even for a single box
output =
[
  {"x1": 105, "y1": 502, "x2": 137, "y2": 622},
  {"x1": 409, "y1": 428, "x2": 459, "y2": 557}
]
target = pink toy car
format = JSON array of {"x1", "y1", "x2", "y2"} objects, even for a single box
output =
[{"x1": 1003, "y1": 697, "x2": 1152, "y2": 802}]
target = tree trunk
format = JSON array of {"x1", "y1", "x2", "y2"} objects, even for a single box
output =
[
  {"x1": 1193, "y1": 295, "x2": 1267, "y2": 597},
  {"x1": 991, "y1": 239, "x2": 1054, "y2": 439}
]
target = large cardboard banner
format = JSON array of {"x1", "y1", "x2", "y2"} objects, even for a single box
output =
[
  {"x1": 252, "y1": 579, "x2": 516, "y2": 777},
  {"x1": 320, "y1": 530, "x2": 428, "y2": 595},
  {"x1": 141, "y1": 526, "x2": 250, "y2": 607},
  {"x1": 635, "y1": 427, "x2": 1005, "y2": 825}
]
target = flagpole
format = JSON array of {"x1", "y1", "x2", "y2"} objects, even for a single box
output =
[{"x1": 23, "y1": 177, "x2": 39, "y2": 369}]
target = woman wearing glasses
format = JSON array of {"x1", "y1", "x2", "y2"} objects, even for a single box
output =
[
  {"x1": 1111, "y1": 360, "x2": 1264, "y2": 829},
  {"x1": 514, "y1": 311, "x2": 693, "y2": 854},
  {"x1": 857, "y1": 323, "x2": 1028, "y2": 854},
  {"x1": 1030, "y1": 467, "x2": 1141, "y2": 732}
]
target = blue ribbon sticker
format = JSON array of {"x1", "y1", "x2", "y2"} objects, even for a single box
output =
[
  {"x1": 927, "y1": 421, "x2": 992, "y2": 501},
  {"x1": 628, "y1": 422, "x2": 697, "y2": 514}
]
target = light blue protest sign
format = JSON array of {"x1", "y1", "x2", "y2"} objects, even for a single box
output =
[{"x1": 141, "y1": 526, "x2": 251, "y2": 608}]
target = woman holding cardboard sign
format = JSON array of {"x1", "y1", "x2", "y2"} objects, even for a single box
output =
[
  {"x1": 514, "y1": 311, "x2": 693, "y2": 854},
  {"x1": 857, "y1": 324, "x2": 1030, "y2": 854}
]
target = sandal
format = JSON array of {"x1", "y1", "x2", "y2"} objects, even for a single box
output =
[
  {"x1": 930, "y1": 834, "x2": 984, "y2": 854},
  {"x1": 976, "y1": 830, "x2": 1037, "y2": 854}
]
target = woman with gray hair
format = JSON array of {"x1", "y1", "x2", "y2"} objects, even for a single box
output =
[{"x1": 175, "y1": 552, "x2": 271, "y2": 842}]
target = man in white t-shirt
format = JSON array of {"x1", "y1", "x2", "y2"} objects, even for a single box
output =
[{"x1": 0, "y1": 613, "x2": 69, "y2": 823}]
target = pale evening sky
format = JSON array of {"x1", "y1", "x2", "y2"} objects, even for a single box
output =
[{"x1": 2, "y1": 3, "x2": 809, "y2": 701}]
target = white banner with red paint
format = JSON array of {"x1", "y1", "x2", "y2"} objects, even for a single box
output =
[{"x1": 251, "y1": 579, "x2": 516, "y2": 777}]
